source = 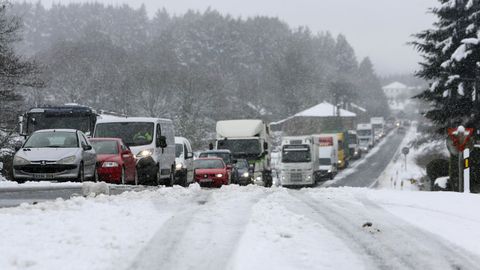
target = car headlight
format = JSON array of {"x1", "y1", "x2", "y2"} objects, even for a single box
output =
[
  {"x1": 176, "y1": 163, "x2": 183, "y2": 170},
  {"x1": 328, "y1": 170, "x2": 332, "y2": 173},
  {"x1": 216, "y1": 174, "x2": 223, "y2": 178},
  {"x1": 306, "y1": 175, "x2": 312, "y2": 180},
  {"x1": 256, "y1": 176, "x2": 262, "y2": 181},
  {"x1": 137, "y1": 149, "x2": 154, "y2": 158},
  {"x1": 242, "y1": 172, "x2": 249, "y2": 178},
  {"x1": 57, "y1": 156, "x2": 76, "y2": 164},
  {"x1": 338, "y1": 160, "x2": 343, "y2": 164},
  {"x1": 13, "y1": 156, "x2": 30, "y2": 165},
  {"x1": 102, "y1": 162, "x2": 119, "y2": 168}
]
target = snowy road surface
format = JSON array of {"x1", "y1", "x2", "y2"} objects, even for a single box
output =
[
  {"x1": 1, "y1": 185, "x2": 480, "y2": 270},
  {"x1": 323, "y1": 131, "x2": 406, "y2": 188}
]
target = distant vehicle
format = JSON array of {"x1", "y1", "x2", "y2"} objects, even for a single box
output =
[
  {"x1": 235, "y1": 159, "x2": 253, "y2": 185},
  {"x1": 13, "y1": 129, "x2": 97, "y2": 182},
  {"x1": 94, "y1": 116, "x2": 175, "y2": 186},
  {"x1": 370, "y1": 117, "x2": 386, "y2": 141},
  {"x1": 193, "y1": 158, "x2": 230, "y2": 187},
  {"x1": 397, "y1": 126, "x2": 407, "y2": 134},
  {"x1": 174, "y1": 137, "x2": 195, "y2": 187},
  {"x1": 198, "y1": 150, "x2": 238, "y2": 183},
  {"x1": 215, "y1": 119, "x2": 272, "y2": 187},
  {"x1": 19, "y1": 105, "x2": 97, "y2": 137},
  {"x1": 348, "y1": 130, "x2": 361, "y2": 159},
  {"x1": 90, "y1": 138, "x2": 137, "y2": 185},
  {"x1": 312, "y1": 135, "x2": 338, "y2": 180},
  {"x1": 357, "y1": 123, "x2": 375, "y2": 152},
  {"x1": 280, "y1": 136, "x2": 318, "y2": 187},
  {"x1": 322, "y1": 132, "x2": 349, "y2": 169}
]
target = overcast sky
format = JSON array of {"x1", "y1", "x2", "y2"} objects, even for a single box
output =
[{"x1": 23, "y1": 0, "x2": 438, "y2": 75}]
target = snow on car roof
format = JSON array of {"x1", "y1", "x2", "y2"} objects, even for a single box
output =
[{"x1": 35, "y1": 129, "x2": 78, "y2": 133}]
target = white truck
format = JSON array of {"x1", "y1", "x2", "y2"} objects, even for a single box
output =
[
  {"x1": 313, "y1": 135, "x2": 338, "y2": 180},
  {"x1": 370, "y1": 117, "x2": 385, "y2": 141},
  {"x1": 357, "y1": 123, "x2": 375, "y2": 153},
  {"x1": 280, "y1": 136, "x2": 318, "y2": 187},
  {"x1": 215, "y1": 119, "x2": 272, "y2": 187},
  {"x1": 348, "y1": 130, "x2": 361, "y2": 160}
]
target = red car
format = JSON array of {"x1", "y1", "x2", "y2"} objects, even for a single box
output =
[
  {"x1": 193, "y1": 158, "x2": 230, "y2": 188},
  {"x1": 89, "y1": 138, "x2": 137, "y2": 185}
]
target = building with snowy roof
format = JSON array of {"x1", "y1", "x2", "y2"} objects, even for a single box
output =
[
  {"x1": 383, "y1": 81, "x2": 409, "y2": 100},
  {"x1": 271, "y1": 101, "x2": 357, "y2": 136}
]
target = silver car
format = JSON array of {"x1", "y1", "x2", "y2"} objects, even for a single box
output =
[{"x1": 13, "y1": 129, "x2": 97, "y2": 182}]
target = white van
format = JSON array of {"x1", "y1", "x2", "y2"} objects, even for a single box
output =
[
  {"x1": 94, "y1": 116, "x2": 176, "y2": 186},
  {"x1": 174, "y1": 137, "x2": 194, "y2": 186}
]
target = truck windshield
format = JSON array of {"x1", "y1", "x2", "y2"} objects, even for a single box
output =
[
  {"x1": 282, "y1": 145, "x2": 311, "y2": 163},
  {"x1": 27, "y1": 113, "x2": 92, "y2": 135},
  {"x1": 348, "y1": 134, "x2": 357, "y2": 143},
  {"x1": 217, "y1": 139, "x2": 261, "y2": 157},
  {"x1": 357, "y1": 130, "x2": 371, "y2": 136},
  {"x1": 319, "y1": 158, "x2": 331, "y2": 166},
  {"x1": 372, "y1": 124, "x2": 383, "y2": 129},
  {"x1": 95, "y1": 122, "x2": 154, "y2": 147}
]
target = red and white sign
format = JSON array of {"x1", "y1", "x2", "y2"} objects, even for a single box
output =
[
  {"x1": 448, "y1": 126, "x2": 474, "y2": 152},
  {"x1": 319, "y1": 137, "x2": 333, "y2": 147}
]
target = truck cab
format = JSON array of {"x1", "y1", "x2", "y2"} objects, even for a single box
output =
[
  {"x1": 348, "y1": 130, "x2": 361, "y2": 160},
  {"x1": 313, "y1": 135, "x2": 338, "y2": 180},
  {"x1": 215, "y1": 119, "x2": 272, "y2": 187},
  {"x1": 280, "y1": 136, "x2": 317, "y2": 187}
]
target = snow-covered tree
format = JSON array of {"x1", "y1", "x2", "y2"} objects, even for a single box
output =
[{"x1": 413, "y1": 0, "x2": 480, "y2": 132}]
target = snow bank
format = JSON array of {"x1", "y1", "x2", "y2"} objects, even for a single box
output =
[
  {"x1": 0, "y1": 185, "x2": 202, "y2": 270},
  {"x1": 365, "y1": 189, "x2": 480, "y2": 257}
]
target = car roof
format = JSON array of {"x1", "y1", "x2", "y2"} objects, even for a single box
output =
[
  {"x1": 196, "y1": 157, "x2": 224, "y2": 161},
  {"x1": 89, "y1": 138, "x2": 122, "y2": 142},
  {"x1": 200, "y1": 150, "x2": 231, "y2": 154},
  {"x1": 34, "y1": 129, "x2": 78, "y2": 133}
]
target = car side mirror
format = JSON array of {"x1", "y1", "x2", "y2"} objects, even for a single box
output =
[
  {"x1": 264, "y1": 142, "x2": 268, "y2": 150},
  {"x1": 157, "y1": 136, "x2": 167, "y2": 148},
  {"x1": 14, "y1": 145, "x2": 21, "y2": 152},
  {"x1": 233, "y1": 159, "x2": 238, "y2": 164},
  {"x1": 83, "y1": 145, "x2": 93, "y2": 151},
  {"x1": 186, "y1": 152, "x2": 194, "y2": 159}
]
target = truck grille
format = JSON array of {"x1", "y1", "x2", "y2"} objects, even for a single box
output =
[{"x1": 290, "y1": 173, "x2": 303, "y2": 182}]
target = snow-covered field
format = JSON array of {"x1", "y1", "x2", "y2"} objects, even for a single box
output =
[{"x1": 1, "y1": 184, "x2": 480, "y2": 270}]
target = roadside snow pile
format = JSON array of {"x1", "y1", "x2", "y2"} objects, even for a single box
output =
[
  {"x1": 0, "y1": 180, "x2": 82, "y2": 189},
  {"x1": 435, "y1": 176, "x2": 449, "y2": 189},
  {"x1": 377, "y1": 124, "x2": 447, "y2": 190},
  {"x1": 0, "y1": 185, "x2": 202, "y2": 270},
  {"x1": 366, "y1": 189, "x2": 480, "y2": 257}
]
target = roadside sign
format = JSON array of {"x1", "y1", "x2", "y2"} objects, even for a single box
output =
[
  {"x1": 448, "y1": 127, "x2": 474, "y2": 152},
  {"x1": 402, "y1": 147, "x2": 409, "y2": 155}
]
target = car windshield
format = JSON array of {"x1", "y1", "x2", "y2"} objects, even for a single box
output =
[
  {"x1": 24, "y1": 131, "x2": 78, "y2": 148},
  {"x1": 319, "y1": 158, "x2": 332, "y2": 165},
  {"x1": 175, "y1": 144, "x2": 183, "y2": 158},
  {"x1": 194, "y1": 159, "x2": 224, "y2": 169},
  {"x1": 236, "y1": 160, "x2": 249, "y2": 169},
  {"x1": 199, "y1": 152, "x2": 231, "y2": 164},
  {"x1": 95, "y1": 122, "x2": 154, "y2": 147},
  {"x1": 90, "y1": 140, "x2": 118, "y2": 155},
  {"x1": 357, "y1": 130, "x2": 372, "y2": 136},
  {"x1": 217, "y1": 139, "x2": 261, "y2": 156},
  {"x1": 282, "y1": 145, "x2": 311, "y2": 163}
]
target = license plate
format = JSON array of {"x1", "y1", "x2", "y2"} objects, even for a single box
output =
[
  {"x1": 33, "y1": 173, "x2": 55, "y2": 179},
  {"x1": 200, "y1": 179, "x2": 213, "y2": 183}
]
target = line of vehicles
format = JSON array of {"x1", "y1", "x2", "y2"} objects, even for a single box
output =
[
  {"x1": 11, "y1": 104, "x2": 397, "y2": 189},
  {"x1": 277, "y1": 117, "x2": 390, "y2": 188},
  {"x1": 11, "y1": 105, "x2": 272, "y2": 188}
]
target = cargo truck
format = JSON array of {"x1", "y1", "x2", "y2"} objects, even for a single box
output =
[
  {"x1": 280, "y1": 136, "x2": 318, "y2": 187},
  {"x1": 370, "y1": 117, "x2": 385, "y2": 141},
  {"x1": 312, "y1": 135, "x2": 338, "y2": 180},
  {"x1": 215, "y1": 119, "x2": 272, "y2": 187},
  {"x1": 357, "y1": 123, "x2": 375, "y2": 153}
]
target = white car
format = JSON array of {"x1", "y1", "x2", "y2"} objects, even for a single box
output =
[
  {"x1": 174, "y1": 136, "x2": 194, "y2": 186},
  {"x1": 13, "y1": 129, "x2": 97, "y2": 182}
]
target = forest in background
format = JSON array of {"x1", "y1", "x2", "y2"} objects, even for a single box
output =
[{"x1": 6, "y1": 2, "x2": 390, "y2": 147}]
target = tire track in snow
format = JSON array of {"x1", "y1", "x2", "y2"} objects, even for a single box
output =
[
  {"x1": 288, "y1": 190, "x2": 480, "y2": 270},
  {"x1": 129, "y1": 187, "x2": 268, "y2": 270}
]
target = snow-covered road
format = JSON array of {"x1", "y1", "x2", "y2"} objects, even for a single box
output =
[{"x1": 2, "y1": 185, "x2": 480, "y2": 270}]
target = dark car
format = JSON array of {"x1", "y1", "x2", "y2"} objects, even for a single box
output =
[
  {"x1": 198, "y1": 150, "x2": 238, "y2": 183},
  {"x1": 235, "y1": 159, "x2": 253, "y2": 185}
]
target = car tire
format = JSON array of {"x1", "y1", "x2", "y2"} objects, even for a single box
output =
[
  {"x1": 155, "y1": 166, "x2": 161, "y2": 186},
  {"x1": 121, "y1": 167, "x2": 126, "y2": 185},
  {"x1": 134, "y1": 170, "x2": 138, "y2": 186},
  {"x1": 78, "y1": 162, "x2": 85, "y2": 182}
]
